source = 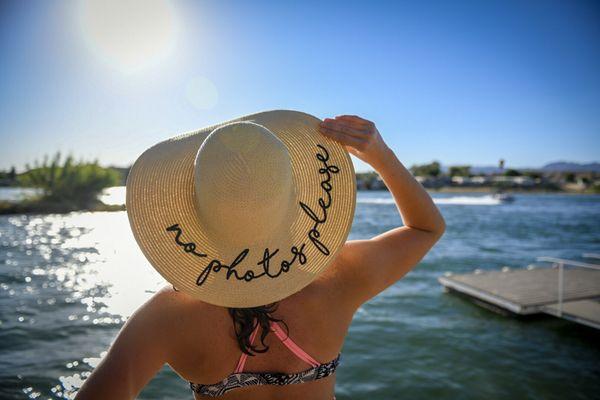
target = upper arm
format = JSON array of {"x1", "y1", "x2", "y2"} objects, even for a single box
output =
[
  {"x1": 75, "y1": 287, "x2": 178, "y2": 400},
  {"x1": 328, "y1": 226, "x2": 444, "y2": 312}
]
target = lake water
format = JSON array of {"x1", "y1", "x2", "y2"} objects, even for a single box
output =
[
  {"x1": 1, "y1": 190, "x2": 599, "y2": 399},
  {"x1": 0, "y1": 187, "x2": 124, "y2": 206},
  {"x1": 0, "y1": 188, "x2": 43, "y2": 203}
]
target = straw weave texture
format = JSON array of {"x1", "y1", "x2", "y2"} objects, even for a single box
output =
[{"x1": 126, "y1": 110, "x2": 356, "y2": 307}]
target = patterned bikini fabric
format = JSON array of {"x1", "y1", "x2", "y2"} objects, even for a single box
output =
[{"x1": 189, "y1": 353, "x2": 341, "y2": 397}]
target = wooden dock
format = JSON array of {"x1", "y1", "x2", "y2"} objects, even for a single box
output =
[
  {"x1": 438, "y1": 256, "x2": 600, "y2": 329},
  {"x1": 542, "y1": 300, "x2": 600, "y2": 330}
]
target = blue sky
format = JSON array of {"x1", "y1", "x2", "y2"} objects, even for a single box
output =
[{"x1": 1, "y1": 0, "x2": 599, "y2": 173}]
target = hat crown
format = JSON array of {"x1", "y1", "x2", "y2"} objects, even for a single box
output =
[{"x1": 194, "y1": 122, "x2": 295, "y2": 247}]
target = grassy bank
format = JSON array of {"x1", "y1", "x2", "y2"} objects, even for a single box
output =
[
  {"x1": 0, "y1": 199, "x2": 125, "y2": 215},
  {"x1": 0, "y1": 153, "x2": 124, "y2": 215}
]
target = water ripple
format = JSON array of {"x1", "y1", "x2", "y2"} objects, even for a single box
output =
[{"x1": 0, "y1": 193, "x2": 599, "y2": 399}]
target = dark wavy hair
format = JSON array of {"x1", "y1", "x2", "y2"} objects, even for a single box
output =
[{"x1": 228, "y1": 302, "x2": 289, "y2": 356}]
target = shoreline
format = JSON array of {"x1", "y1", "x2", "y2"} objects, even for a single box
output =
[
  {"x1": 0, "y1": 200, "x2": 126, "y2": 216},
  {"x1": 1, "y1": 189, "x2": 597, "y2": 216},
  {"x1": 425, "y1": 187, "x2": 595, "y2": 194}
]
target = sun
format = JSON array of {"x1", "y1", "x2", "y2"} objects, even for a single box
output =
[{"x1": 79, "y1": 0, "x2": 177, "y2": 73}]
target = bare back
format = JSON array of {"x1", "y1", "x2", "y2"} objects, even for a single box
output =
[{"x1": 165, "y1": 256, "x2": 356, "y2": 400}]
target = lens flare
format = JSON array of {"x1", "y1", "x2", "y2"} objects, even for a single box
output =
[
  {"x1": 80, "y1": 0, "x2": 176, "y2": 73},
  {"x1": 185, "y1": 76, "x2": 219, "y2": 110}
]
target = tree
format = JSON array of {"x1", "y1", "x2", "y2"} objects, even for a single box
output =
[
  {"x1": 410, "y1": 161, "x2": 441, "y2": 177},
  {"x1": 503, "y1": 169, "x2": 522, "y2": 177},
  {"x1": 449, "y1": 165, "x2": 471, "y2": 177},
  {"x1": 356, "y1": 171, "x2": 381, "y2": 189},
  {"x1": 17, "y1": 152, "x2": 120, "y2": 208},
  {"x1": 524, "y1": 171, "x2": 542, "y2": 180}
]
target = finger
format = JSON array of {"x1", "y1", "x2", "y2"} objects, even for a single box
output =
[
  {"x1": 320, "y1": 119, "x2": 369, "y2": 138},
  {"x1": 321, "y1": 120, "x2": 368, "y2": 138},
  {"x1": 334, "y1": 114, "x2": 362, "y2": 121},
  {"x1": 318, "y1": 126, "x2": 366, "y2": 147},
  {"x1": 334, "y1": 117, "x2": 372, "y2": 132},
  {"x1": 333, "y1": 115, "x2": 366, "y2": 127},
  {"x1": 335, "y1": 118, "x2": 372, "y2": 131},
  {"x1": 335, "y1": 115, "x2": 373, "y2": 128}
]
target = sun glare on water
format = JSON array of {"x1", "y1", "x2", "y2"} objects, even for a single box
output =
[{"x1": 79, "y1": 0, "x2": 177, "y2": 73}]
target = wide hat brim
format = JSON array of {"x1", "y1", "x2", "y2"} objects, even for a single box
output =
[{"x1": 126, "y1": 110, "x2": 356, "y2": 307}]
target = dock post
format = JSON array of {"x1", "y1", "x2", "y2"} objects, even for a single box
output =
[{"x1": 557, "y1": 262, "x2": 564, "y2": 317}]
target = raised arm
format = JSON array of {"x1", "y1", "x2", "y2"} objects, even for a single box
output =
[
  {"x1": 319, "y1": 115, "x2": 445, "y2": 310},
  {"x1": 74, "y1": 289, "x2": 174, "y2": 400}
]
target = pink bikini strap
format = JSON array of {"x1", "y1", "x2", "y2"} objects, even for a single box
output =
[
  {"x1": 234, "y1": 322, "x2": 261, "y2": 373},
  {"x1": 234, "y1": 320, "x2": 321, "y2": 373},
  {"x1": 270, "y1": 321, "x2": 320, "y2": 368}
]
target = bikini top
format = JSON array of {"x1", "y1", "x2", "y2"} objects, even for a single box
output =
[{"x1": 189, "y1": 320, "x2": 341, "y2": 397}]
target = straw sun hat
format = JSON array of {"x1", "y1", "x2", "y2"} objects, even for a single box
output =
[{"x1": 126, "y1": 110, "x2": 356, "y2": 308}]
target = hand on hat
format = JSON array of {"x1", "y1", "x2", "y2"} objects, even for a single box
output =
[{"x1": 319, "y1": 115, "x2": 391, "y2": 168}]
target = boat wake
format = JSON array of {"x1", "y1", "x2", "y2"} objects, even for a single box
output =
[
  {"x1": 434, "y1": 195, "x2": 503, "y2": 205},
  {"x1": 358, "y1": 195, "x2": 503, "y2": 206}
]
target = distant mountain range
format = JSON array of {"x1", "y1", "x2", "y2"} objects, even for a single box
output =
[
  {"x1": 540, "y1": 162, "x2": 600, "y2": 173},
  {"x1": 467, "y1": 162, "x2": 600, "y2": 174}
]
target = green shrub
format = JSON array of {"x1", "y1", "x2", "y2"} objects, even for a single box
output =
[
  {"x1": 503, "y1": 169, "x2": 522, "y2": 177},
  {"x1": 449, "y1": 165, "x2": 471, "y2": 177},
  {"x1": 410, "y1": 161, "x2": 441, "y2": 177},
  {"x1": 17, "y1": 153, "x2": 120, "y2": 208}
]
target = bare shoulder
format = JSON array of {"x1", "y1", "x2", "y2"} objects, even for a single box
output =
[
  {"x1": 308, "y1": 249, "x2": 357, "y2": 313},
  {"x1": 151, "y1": 285, "x2": 198, "y2": 308},
  {"x1": 73, "y1": 286, "x2": 195, "y2": 398},
  {"x1": 139, "y1": 285, "x2": 190, "y2": 316},
  {"x1": 128, "y1": 286, "x2": 207, "y2": 336},
  {"x1": 314, "y1": 226, "x2": 443, "y2": 313}
]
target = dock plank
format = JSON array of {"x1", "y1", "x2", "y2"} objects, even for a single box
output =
[
  {"x1": 543, "y1": 299, "x2": 600, "y2": 330},
  {"x1": 438, "y1": 267, "x2": 600, "y2": 314}
]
